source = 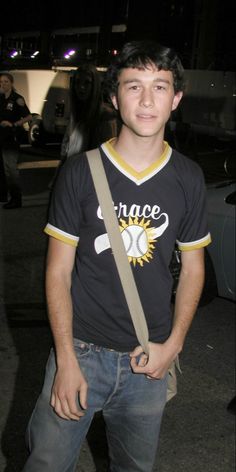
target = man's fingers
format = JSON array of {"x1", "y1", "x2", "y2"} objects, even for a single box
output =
[
  {"x1": 51, "y1": 392, "x2": 85, "y2": 420},
  {"x1": 130, "y1": 351, "x2": 149, "y2": 371},
  {"x1": 67, "y1": 396, "x2": 85, "y2": 420},
  {"x1": 53, "y1": 395, "x2": 72, "y2": 420},
  {"x1": 50, "y1": 392, "x2": 56, "y2": 408},
  {"x1": 79, "y1": 383, "x2": 88, "y2": 410},
  {"x1": 130, "y1": 356, "x2": 146, "y2": 373},
  {"x1": 129, "y1": 345, "x2": 144, "y2": 358},
  {"x1": 138, "y1": 353, "x2": 149, "y2": 367}
]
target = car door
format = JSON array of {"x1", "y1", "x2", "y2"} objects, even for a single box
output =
[{"x1": 221, "y1": 189, "x2": 236, "y2": 299}]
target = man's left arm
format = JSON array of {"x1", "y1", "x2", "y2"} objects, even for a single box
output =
[
  {"x1": 130, "y1": 248, "x2": 205, "y2": 378},
  {"x1": 166, "y1": 247, "x2": 205, "y2": 355}
]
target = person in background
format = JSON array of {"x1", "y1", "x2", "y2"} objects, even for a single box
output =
[
  {"x1": 0, "y1": 73, "x2": 32, "y2": 209},
  {"x1": 60, "y1": 63, "x2": 119, "y2": 160},
  {"x1": 22, "y1": 40, "x2": 211, "y2": 472}
]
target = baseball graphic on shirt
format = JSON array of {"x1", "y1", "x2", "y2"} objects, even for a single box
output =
[
  {"x1": 94, "y1": 214, "x2": 169, "y2": 267},
  {"x1": 121, "y1": 224, "x2": 148, "y2": 257},
  {"x1": 119, "y1": 217, "x2": 158, "y2": 267}
]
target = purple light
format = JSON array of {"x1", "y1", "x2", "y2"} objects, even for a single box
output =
[
  {"x1": 10, "y1": 50, "x2": 18, "y2": 58},
  {"x1": 64, "y1": 49, "x2": 76, "y2": 59}
]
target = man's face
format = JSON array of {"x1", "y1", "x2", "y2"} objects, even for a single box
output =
[{"x1": 111, "y1": 65, "x2": 182, "y2": 139}]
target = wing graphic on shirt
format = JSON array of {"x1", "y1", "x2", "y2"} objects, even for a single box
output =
[{"x1": 94, "y1": 215, "x2": 169, "y2": 267}]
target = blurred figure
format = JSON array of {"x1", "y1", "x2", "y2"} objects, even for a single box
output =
[
  {"x1": 0, "y1": 73, "x2": 32, "y2": 209},
  {"x1": 60, "y1": 63, "x2": 119, "y2": 160}
]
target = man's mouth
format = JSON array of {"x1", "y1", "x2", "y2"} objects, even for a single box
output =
[{"x1": 137, "y1": 114, "x2": 156, "y2": 120}]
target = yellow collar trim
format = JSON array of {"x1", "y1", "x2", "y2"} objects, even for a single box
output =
[{"x1": 103, "y1": 138, "x2": 171, "y2": 180}]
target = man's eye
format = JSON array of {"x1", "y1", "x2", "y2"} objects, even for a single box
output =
[
  {"x1": 129, "y1": 85, "x2": 140, "y2": 91},
  {"x1": 155, "y1": 85, "x2": 166, "y2": 91}
]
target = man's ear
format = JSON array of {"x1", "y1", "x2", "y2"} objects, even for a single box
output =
[
  {"x1": 172, "y1": 91, "x2": 183, "y2": 111},
  {"x1": 111, "y1": 95, "x2": 119, "y2": 110}
]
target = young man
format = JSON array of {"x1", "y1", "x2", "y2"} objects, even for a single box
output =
[{"x1": 22, "y1": 41, "x2": 211, "y2": 472}]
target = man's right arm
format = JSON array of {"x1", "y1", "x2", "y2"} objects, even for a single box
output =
[{"x1": 46, "y1": 236, "x2": 88, "y2": 420}]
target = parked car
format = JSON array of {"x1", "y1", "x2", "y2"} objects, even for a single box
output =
[
  {"x1": 170, "y1": 179, "x2": 236, "y2": 305},
  {"x1": 206, "y1": 180, "x2": 235, "y2": 301}
]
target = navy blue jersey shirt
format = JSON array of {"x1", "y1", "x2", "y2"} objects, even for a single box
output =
[{"x1": 45, "y1": 139, "x2": 211, "y2": 351}]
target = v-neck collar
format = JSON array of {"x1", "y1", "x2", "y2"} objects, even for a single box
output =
[{"x1": 101, "y1": 138, "x2": 172, "y2": 185}]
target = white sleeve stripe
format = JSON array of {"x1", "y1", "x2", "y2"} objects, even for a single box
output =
[
  {"x1": 45, "y1": 223, "x2": 79, "y2": 242},
  {"x1": 176, "y1": 232, "x2": 211, "y2": 248}
]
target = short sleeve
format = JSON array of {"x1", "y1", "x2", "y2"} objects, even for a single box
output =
[
  {"x1": 176, "y1": 166, "x2": 211, "y2": 251},
  {"x1": 44, "y1": 158, "x2": 83, "y2": 246}
]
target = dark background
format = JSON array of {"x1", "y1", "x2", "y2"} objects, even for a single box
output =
[{"x1": 0, "y1": 0, "x2": 235, "y2": 70}]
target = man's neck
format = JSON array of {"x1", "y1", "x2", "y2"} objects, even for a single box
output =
[{"x1": 112, "y1": 127, "x2": 166, "y2": 172}]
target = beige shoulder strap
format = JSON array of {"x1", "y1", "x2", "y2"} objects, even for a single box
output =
[{"x1": 86, "y1": 148, "x2": 149, "y2": 355}]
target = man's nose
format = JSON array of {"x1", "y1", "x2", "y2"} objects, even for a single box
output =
[{"x1": 140, "y1": 88, "x2": 154, "y2": 107}]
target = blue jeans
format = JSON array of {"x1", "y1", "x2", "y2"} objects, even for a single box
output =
[{"x1": 23, "y1": 339, "x2": 167, "y2": 472}]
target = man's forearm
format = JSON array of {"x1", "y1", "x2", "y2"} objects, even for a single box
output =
[
  {"x1": 46, "y1": 263, "x2": 88, "y2": 417},
  {"x1": 46, "y1": 270, "x2": 76, "y2": 366},
  {"x1": 167, "y1": 250, "x2": 205, "y2": 355}
]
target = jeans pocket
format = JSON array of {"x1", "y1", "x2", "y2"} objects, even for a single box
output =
[{"x1": 74, "y1": 339, "x2": 92, "y2": 357}]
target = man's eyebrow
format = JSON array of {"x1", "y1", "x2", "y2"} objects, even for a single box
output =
[
  {"x1": 154, "y1": 78, "x2": 172, "y2": 84},
  {"x1": 122, "y1": 79, "x2": 142, "y2": 84},
  {"x1": 122, "y1": 78, "x2": 172, "y2": 85}
]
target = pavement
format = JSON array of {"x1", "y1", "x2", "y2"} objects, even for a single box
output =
[{"x1": 0, "y1": 152, "x2": 235, "y2": 471}]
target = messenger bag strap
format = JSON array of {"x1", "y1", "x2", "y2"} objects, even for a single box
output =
[{"x1": 86, "y1": 148, "x2": 149, "y2": 355}]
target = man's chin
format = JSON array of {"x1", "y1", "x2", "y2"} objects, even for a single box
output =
[{"x1": 134, "y1": 129, "x2": 161, "y2": 139}]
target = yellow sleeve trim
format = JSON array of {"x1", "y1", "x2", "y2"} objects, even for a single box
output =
[
  {"x1": 44, "y1": 226, "x2": 78, "y2": 247},
  {"x1": 177, "y1": 233, "x2": 212, "y2": 251}
]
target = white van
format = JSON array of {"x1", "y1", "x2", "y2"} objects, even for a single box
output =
[{"x1": 3, "y1": 68, "x2": 74, "y2": 145}]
